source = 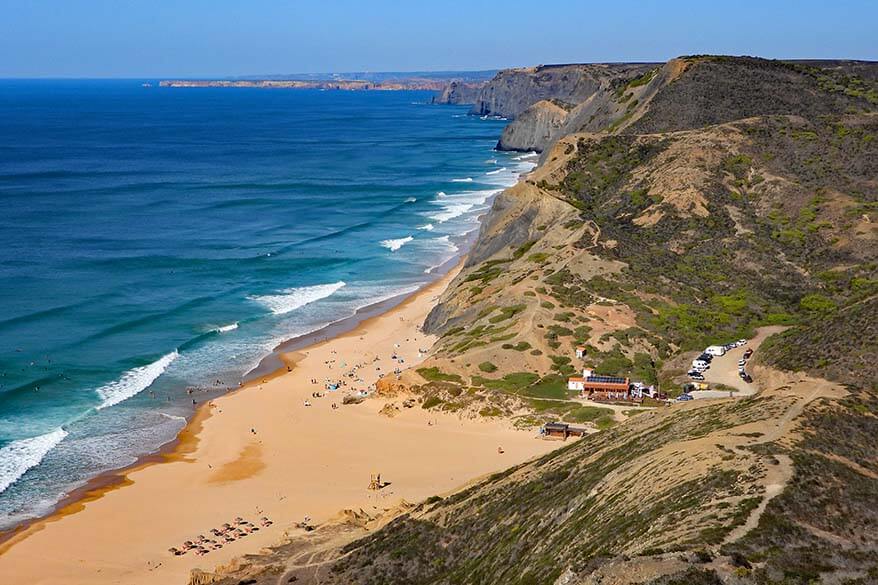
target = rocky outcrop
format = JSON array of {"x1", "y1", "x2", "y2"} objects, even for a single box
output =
[
  {"x1": 496, "y1": 100, "x2": 568, "y2": 152},
  {"x1": 431, "y1": 81, "x2": 484, "y2": 105},
  {"x1": 470, "y1": 63, "x2": 657, "y2": 119}
]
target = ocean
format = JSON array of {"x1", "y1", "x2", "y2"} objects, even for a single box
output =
[{"x1": 0, "y1": 80, "x2": 534, "y2": 529}]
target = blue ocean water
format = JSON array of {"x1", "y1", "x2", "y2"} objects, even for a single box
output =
[{"x1": 0, "y1": 80, "x2": 535, "y2": 528}]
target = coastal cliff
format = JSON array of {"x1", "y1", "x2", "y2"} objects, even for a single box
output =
[
  {"x1": 495, "y1": 99, "x2": 569, "y2": 152},
  {"x1": 198, "y1": 56, "x2": 878, "y2": 585},
  {"x1": 430, "y1": 80, "x2": 484, "y2": 105}
]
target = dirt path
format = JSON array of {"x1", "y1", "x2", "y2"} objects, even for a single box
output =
[{"x1": 721, "y1": 370, "x2": 845, "y2": 545}]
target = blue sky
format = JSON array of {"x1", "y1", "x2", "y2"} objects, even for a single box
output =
[{"x1": 2, "y1": 0, "x2": 876, "y2": 77}]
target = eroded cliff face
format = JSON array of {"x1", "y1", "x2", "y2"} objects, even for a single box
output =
[
  {"x1": 470, "y1": 63, "x2": 657, "y2": 119},
  {"x1": 430, "y1": 80, "x2": 484, "y2": 105},
  {"x1": 495, "y1": 100, "x2": 569, "y2": 152}
]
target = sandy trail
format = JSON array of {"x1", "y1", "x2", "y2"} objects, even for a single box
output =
[{"x1": 0, "y1": 268, "x2": 559, "y2": 585}]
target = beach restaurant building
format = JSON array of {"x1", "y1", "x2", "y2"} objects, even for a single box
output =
[{"x1": 568, "y1": 369, "x2": 631, "y2": 401}]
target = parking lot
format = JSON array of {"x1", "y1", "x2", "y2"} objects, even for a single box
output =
[{"x1": 689, "y1": 326, "x2": 787, "y2": 399}]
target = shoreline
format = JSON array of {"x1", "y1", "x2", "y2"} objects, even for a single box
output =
[
  {"x1": 0, "y1": 255, "x2": 460, "y2": 549},
  {"x1": 0, "y1": 239, "x2": 558, "y2": 585}
]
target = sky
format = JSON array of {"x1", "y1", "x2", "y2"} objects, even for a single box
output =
[{"x1": 2, "y1": 0, "x2": 876, "y2": 78}]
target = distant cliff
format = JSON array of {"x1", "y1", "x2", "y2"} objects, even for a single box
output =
[
  {"x1": 160, "y1": 78, "x2": 450, "y2": 91},
  {"x1": 431, "y1": 81, "x2": 485, "y2": 105}
]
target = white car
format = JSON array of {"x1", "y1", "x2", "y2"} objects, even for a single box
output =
[{"x1": 738, "y1": 359, "x2": 747, "y2": 367}]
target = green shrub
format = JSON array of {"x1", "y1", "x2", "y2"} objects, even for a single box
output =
[
  {"x1": 799, "y1": 293, "x2": 836, "y2": 315},
  {"x1": 422, "y1": 396, "x2": 443, "y2": 409},
  {"x1": 512, "y1": 240, "x2": 537, "y2": 259},
  {"x1": 478, "y1": 361, "x2": 498, "y2": 373},
  {"x1": 520, "y1": 375, "x2": 568, "y2": 399},
  {"x1": 416, "y1": 367, "x2": 463, "y2": 384},
  {"x1": 472, "y1": 372, "x2": 540, "y2": 393},
  {"x1": 528, "y1": 252, "x2": 550, "y2": 263},
  {"x1": 564, "y1": 405, "x2": 614, "y2": 423},
  {"x1": 489, "y1": 304, "x2": 527, "y2": 323}
]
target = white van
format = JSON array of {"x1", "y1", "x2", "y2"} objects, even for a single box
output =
[
  {"x1": 705, "y1": 345, "x2": 726, "y2": 357},
  {"x1": 692, "y1": 359, "x2": 710, "y2": 370}
]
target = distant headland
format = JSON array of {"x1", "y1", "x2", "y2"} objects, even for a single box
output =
[{"x1": 158, "y1": 70, "x2": 495, "y2": 92}]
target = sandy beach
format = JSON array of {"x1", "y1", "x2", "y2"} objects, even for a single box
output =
[{"x1": 0, "y1": 266, "x2": 559, "y2": 585}]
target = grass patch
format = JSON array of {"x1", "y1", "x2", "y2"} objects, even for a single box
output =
[{"x1": 416, "y1": 367, "x2": 463, "y2": 384}]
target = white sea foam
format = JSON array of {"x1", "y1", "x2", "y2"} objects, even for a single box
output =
[
  {"x1": 360, "y1": 283, "x2": 423, "y2": 306},
  {"x1": 380, "y1": 236, "x2": 414, "y2": 251},
  {"x1": 514, "y1": 152, "x2": 539, "y2": 160},
  {"x1": 159, "y1": 412, "x2": 187, "y2": 423},
  {"x1": 405, "y1": 197, "x2": 417, "y2": 203},
  {"x1": 0, "y1": 428, "x2": 68, "y2": 495},
  {"x1": 417, "y1": 223, "x2": 435, "y2": 231},
  {"x1": 95, "y1": 351, "x2": 179, "y2": 410},
  {"x1": 451, "y1": 177, "x2": 473, "y2": 183},
  {"x1": 216, "y1": 322, "x2": 238, "y2": 333},
  {"x1": 436, "y1": 191, "x2": 447, "y2": 198},
  {"x1": 433, "y1": 235, "x2": 459, "y2": 251},
  {"x1": 426, "y1": 202, "x2": 473, "y2": 223},
  {"x1": 486, "y1": 167, "x2": 507, "y2": 175},
  {"x1": 251, "y1": 281, "x2": 346, "y2": 315}
]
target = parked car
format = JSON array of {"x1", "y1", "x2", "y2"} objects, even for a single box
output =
[
  {"x1": 677, "y1": 393, "x2": 694, "y2": 401},
  {"x1": 737, "y1": 339, "x2": 747, "y2": 346},
  {"x1": 692, "y1": 360, "x2": 710, "y2": 370},
  {"x1": 743, "y1": 348, "x2": 753, "y2": 359},
  {"x1": 741, "y1": 373, "x2": 753, "y2": 383},
  {"x1": 688, "y1": 371, "x2": 705, "y2": 380},
  {"x1": 698, "y1": 353, "x2": 714, "y2": 362},
  {"x1": 738, "y1": 359, "x2": 747, "y2": 367}
]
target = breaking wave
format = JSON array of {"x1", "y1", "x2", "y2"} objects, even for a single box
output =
[
  {"x1": 426, "y1": 203, "x2": 472, "y2": 223},
  {"x1": 95, "y1": 351, "x2": 180, "y2": 410},
  {"x1": 451, "y1": 177, "x2": 473, "y2": 183},
  {"x1": 250, "y1": 281, "x2": 346, "y2": 316},
  {"x1": 380, "y1": 236, "x2": 414, "y2": 252},
  {"x1": 0, "y1": 428, "x2": 69, "y2": 495},
  {"x1": 417, "y1": 223, "x2": 434, "y2": 231}
]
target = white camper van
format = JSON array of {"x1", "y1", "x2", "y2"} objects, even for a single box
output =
[{"x1": 705, "y1": 345, "x2": 726, "y2": 357}]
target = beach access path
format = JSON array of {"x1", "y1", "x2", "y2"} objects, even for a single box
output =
[{"x1": 0, "y1": 267, "x2": 560, "y2": 585}]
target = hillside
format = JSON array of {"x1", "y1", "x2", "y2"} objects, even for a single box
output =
[{"x1": 193, "y1": 56, "x2": 878, "y2": 585}]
